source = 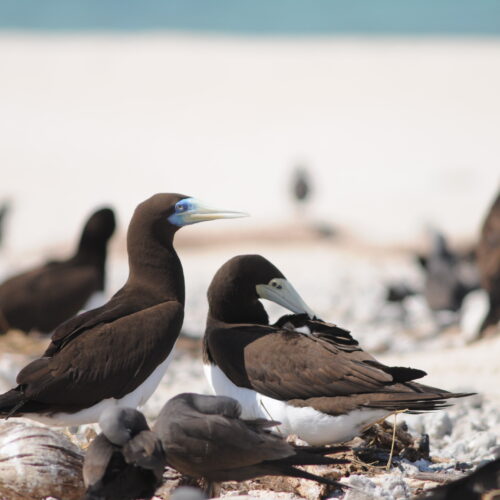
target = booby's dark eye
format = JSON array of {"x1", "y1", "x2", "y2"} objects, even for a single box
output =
[{"x1": 175, "y1": 200, "x2": 190, "y2": 213}]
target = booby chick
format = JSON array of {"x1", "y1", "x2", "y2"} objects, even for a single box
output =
[
  {"x1": 153, "y1": 393, "x2": 348, "y2": 488},
  {"x1": 203, "y1": 254, "x2": 473, "y2": 445},
  {"x1": 83, "y1": 406, "x2": 165, "y2": 500},
  {"x1": 0, "y1": 193, "x2": 245, "y2": 425},
  {"x1": 0, "y1": 206, "x2": 116, "y2": 334}
]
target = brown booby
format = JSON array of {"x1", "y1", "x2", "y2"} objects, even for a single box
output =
[
  {"x1": 477, "y1": 191, "x2": 500, "y2": 338},
  {"x1": 203, "y1": 254, "x2": 473, "y2": 445},
  {"x1": 153, "y1": 392, "x2": 348, "y2": 488},
  {"x1": 0, "y1": 206, "x2": 116, "y2": 334},
  {"x1": 83, "y1": 406, "x2": 165, "y2": 500},
  {"x1": 0, "y1": 194, "x2": 245, "y2": 425}
]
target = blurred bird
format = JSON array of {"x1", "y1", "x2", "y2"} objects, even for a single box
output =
[
  {"x1": 153, "y1": 393, "x2": 348, "y2": 491},
  {"x1": 0, "y1": 200, "x2": 10, "y2": 249},
  {"x1": 204, "y1": 254, "x2": 473, "y2": 445},
  {"x1": 0, "y1": 193, "x2": 246, "y2": 426},
  {"x1": 0, "y1": 207, "x2": 116, "y2": 334},
  {"x1": 416, "y1": 458, "x2": 500, "y2": 500},
  {"x1": 476, "y1": 191, "x2": 500, "y2": 339},
  {"x1": 83, "y1": 406, "x2": 165, "y2": 500},
  {"x1": 291, "y1": 166, "x2": 311, "y2": 204},
  {"x1": 416, "y1": 229, "x2": 479, "y2": 324}
]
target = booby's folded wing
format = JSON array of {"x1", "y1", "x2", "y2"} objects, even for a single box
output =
[
  {"x1": 15, "y1": 300, "x2": 183, "y2": 412},
  {"x1": 207, "y1": 322, "x2": 425, "y2": 401}
]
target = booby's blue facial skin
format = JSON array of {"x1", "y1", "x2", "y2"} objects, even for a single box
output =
[
  {"x1": 168, "y1": 198, "x2": 197, "y2": 227},
  {"x1": 168, "y1": 197, "x2": 248, "y2": 227}
]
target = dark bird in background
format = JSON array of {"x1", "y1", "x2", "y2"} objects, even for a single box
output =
[
  {"x1": 203, "y1": 255, "x2": 473, "y2": 445},
  {"x1": 417, "y1": 458, "x2": 500, "y2": 500},
  {"x1": 0, "y1": 207, "x2": 116, "y2": 334},
  {"x1": 0, "y1": 200, "x2": 10, "y2": 248},
  {"x1": 83, "y1": 406, "x2": 165, "y2": 500},
  {"x1": 416, "y1": 229, "x2": 479, "y2": 321},
  {"x1": 291, "y1": 166, "x2": 311, "y2": 204},
  {"x1": 154, "y1": 393, "x2": 348, "y2": 491},
  {"x1": 0, "y1": 193, "x2": 246, "y2": 426},
  {"x1": 476, "y1": 191, "x2": 500, "y2": 339},
  {"x1": 385, "y1": 282, "x2": 417, "y2": 304}
]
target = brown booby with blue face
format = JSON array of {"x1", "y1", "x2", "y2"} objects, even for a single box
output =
[
  {"x1": 153, "y1": 392, "x2": 348, "y2": 488},
  {"x1": 0, "y1": 193, "x2": 246, "y2": 426},
  {"x1": 0, "y1": 206, "x2": 116, "y2": 334},
  {"x1": 83, "y1": 406, "x2": 165, "y2": 500},
  {"x1": 203, "y1": 254, "x2": 473, "y2": 445}
]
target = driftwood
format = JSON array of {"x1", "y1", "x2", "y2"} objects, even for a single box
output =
[{"x1": 0, "y1": 420, "x2": 84, "y2": 500}]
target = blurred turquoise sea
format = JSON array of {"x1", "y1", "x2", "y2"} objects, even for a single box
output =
[{"x1": 0, "y1": 0, "x2": 499, "y2": 35}]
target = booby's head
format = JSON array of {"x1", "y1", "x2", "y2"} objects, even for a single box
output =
[
  {"x1": 168, "y1": 197, "x2": 248, "y2": 227},
  {"x1": 207, "y1": 254, "x2": 315, "y2": 324},
  {"x1": 79, "y1": 207, "x2": 116, "y2": 249},
  {"x1": 128, "y1": 193, "x2": 247, "y2": 251},
  {"x1": 99, "y1": 406, "x2": 150, "y2": 446}
]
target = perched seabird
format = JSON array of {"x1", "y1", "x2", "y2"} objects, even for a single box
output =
[
  {"x1": 153, "y1": 393, "x2": 348, "y2": 488},
  {"x1": 203, "y1": 254, "x2": 473, "y2": 445},
  {"x1": 477, "y1": 191, "x2": 500, "y2": 338},
  {"x1": 416, "y1": 458, "x2": 500, "y2": 500},
  {"x1": 0, "y1": 193, "x2": 245, "y2": 425},
  {"x1": 83, "y1": 406, "x2": 165, "y2": 500},
  {"x1": 0, "y1": 206, "x2": 116, "y2": 334}
]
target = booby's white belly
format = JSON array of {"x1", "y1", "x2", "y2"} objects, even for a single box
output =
[
  {"x1": 27, "y1": 350, "x2": 176, "y2": 426},
  {"x1": 204, "y1": 363, "x2": 388, "y2": 445}
]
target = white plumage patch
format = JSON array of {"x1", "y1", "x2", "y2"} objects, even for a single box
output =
[{"x1": 204, "y1": 363, "x2": 388, "y2": 445}]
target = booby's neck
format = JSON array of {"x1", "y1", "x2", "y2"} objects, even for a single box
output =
[
  {"x1": 208, "y1": 297, "x2": 269, "y2": 326},
  {"x1": 126, "y1": 221, "x2": 185, "y2": 305},
  {"x1": 203, "y1": 300, "x2": 268, "y2": 365},
  {"x1": 72, "y1": 238, "x2": 108, "y2": 290}
]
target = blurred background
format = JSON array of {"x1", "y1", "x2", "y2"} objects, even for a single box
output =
[{"x1": 0, "y1": 0, "x2": 499, "y2": 351}]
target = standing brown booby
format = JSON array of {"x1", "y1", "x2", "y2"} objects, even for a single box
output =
[
  {"x1": 153, "y1": 393, "x2": 348, "y2": 488},
  {"x1": 0, "y1": 194, "x2": 245, "y2": 425},
  {"x1": 83, "y1": 406, "x2": 165, "y2": 500},
  {"x1": 0, "y1": 206, "x2": 116, "y2": 334},
  {"x1": 477, "y1": 191, "x2": 500, "y2": 338},
  {"x1": 203, "y1": 255, "x2": 473, "y2": 445}
]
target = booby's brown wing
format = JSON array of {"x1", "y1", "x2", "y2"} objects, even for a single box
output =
[
  {"x1": 207, "y1": 320, "x2": 425, "y2": 401},
  {"x1": 14, "y1": 300, "x2": 183, "y2": 412}
]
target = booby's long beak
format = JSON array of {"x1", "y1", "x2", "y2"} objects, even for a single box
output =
[
  {"x1": 256, "y1": 278, "x2": 316, "y2": 319},
  {"x1": 169, "y1": 198, "x2": 248, "y2": 226}
]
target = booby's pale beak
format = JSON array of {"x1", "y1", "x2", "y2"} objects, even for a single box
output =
[
  {"x1": 256, "y1": 278, "x2": 316, "y2": 319},
  {"x1": 169, "y1": 198, "x2": 248, "y2": 227}
]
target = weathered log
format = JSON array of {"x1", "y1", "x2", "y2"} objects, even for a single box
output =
[{"x1": 0, "y1": 420, "x2": 84, "y2": 500}]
